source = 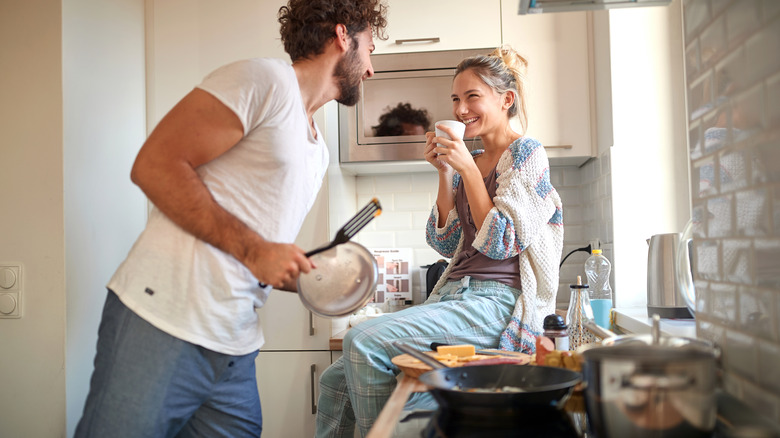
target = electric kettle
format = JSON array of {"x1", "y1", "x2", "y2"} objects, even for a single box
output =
[{"x1": 647, "y1": 232, "x2": 694, "y2": 319}]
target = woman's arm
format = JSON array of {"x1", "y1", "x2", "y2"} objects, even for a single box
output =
[{"x1": 472, "y1": 138, "x2": 559, "y2": 260}]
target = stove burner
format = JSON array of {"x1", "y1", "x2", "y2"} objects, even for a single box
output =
[{"x1": 422, "y1": 406, "x2": 582, "y2": 438}]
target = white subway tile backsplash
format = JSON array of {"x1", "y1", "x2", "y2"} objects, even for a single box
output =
[
  {"x1": 758, "y1": 339, "x2": 780, "y2": 395},
  {"x1": 562, "y1": 205, "x2": 585, "y2": 226},
  {"x1": 736, "y1": 188, "x2": 769, "y2": 236},
  {"x1": 394, "y1": 192, "x2": 431, "y2": 211},
  {"x1": 755, "y1": 239, "x2": 780, "y2": 288},
  {"x1": 355, "y1": 176, "x2": 375, "y2": 194},
  {"x1": 561, "y1": 166, "x2": 582, "y2": 186},
  {"x1": 746, "y1": 23, "x2": 780, "y2": 84},
  {"x1": 764, "y1": 0, "x2": 780, "y2": 22},
  {"x1": 720, "y1": 149, "x2": 749, "y2": 193},
  {"x1": 707, "y1": 195, "x2": 734, "y2": 237},
  {"x1": 741, "y1": 378, "x2": 780, "y2": 423},
  {"x1": 412, "y1": 211, "x2": 432, "y2": 229},
  {"x1": 410, "y1": 172, "x2": 438, "y2": 189},
  {"x1": 722, "y1": 239, "x2": 752, "y2": 284},
  {"x1": 355, "y1": 230, "x2": 396, "y2": 248},
  {"x1": 739, "y1": 287, "x2": 775, "y2": 341},
  {"x1": 684, "y1": 0, "x2": 711, "y2": 39},
  {"x1": 767, "y1": 73, "x2": 780, "y2": 128},
  {"x1": 725, "y1": 0, "x2": 761, "y2": 42},
  {"x1": 374, "y1": 211, "x2": 412, "y2": 231},
  {"x1": 695, "y1": 240, "x2": 721, "y2": 280},
  {"x1": 556, "y1": 187, "x2": 582, "y2": 206},
  {"x1": 701, "y1": 18, "x2": 727, "y2": 67},
  {"x1": 726, "y1": 329, "x2": 759, "y2": 380},
  {"x1": 394, "y1": 229, "x2": 427, "y2": 249},
  {"x1": 698, "y1": 317, "x2": 728, "y2": 351},
  {"x1": 373, "y1": 174, "x2": 413, "y2": 193}
]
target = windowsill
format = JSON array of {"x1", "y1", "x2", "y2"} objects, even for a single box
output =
[{"x1": 613, "y1": 307, "x2": 696, "y2": 339}]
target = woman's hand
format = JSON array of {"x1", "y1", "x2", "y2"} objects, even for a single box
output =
[
  {"x1": 426, "y1": 124, "x2": 473, "y2": 174},
  {"x1": 424, "y1": 131, "x2": 451, "y2": 172}
]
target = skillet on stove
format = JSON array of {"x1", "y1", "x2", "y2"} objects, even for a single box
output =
[{"x1": 395, "y1": 342, "x2": 581, "y2": 413}]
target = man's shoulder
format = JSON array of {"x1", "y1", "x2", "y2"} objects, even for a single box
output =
[{"x1": 213, "y1": 57, "x2": 291, "y2": 78}]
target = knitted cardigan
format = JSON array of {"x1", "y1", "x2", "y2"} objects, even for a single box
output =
[{"x1": 425, "y1": 137, "x2": 563, "y2": 354}]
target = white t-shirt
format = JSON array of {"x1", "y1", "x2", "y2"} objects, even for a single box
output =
[{"x1": 108, "y1": 58, "x2": 329, "y2": 355}]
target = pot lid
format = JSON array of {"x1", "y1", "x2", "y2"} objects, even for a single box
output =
[
  {"x1": 581, "y1": 334, "x2": 719, "y2": 362},
  {"x1": 297, "y1": 241, "x2": 378, "y2": 318}
]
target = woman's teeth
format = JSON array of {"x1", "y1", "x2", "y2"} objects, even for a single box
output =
[{"x1": 461, "y1": 117, "x2": 478, "y2": 125}]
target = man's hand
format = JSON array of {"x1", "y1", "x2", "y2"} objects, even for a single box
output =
[{"x1": 246, "y1": 241, "x2": 313, "y2": 290}]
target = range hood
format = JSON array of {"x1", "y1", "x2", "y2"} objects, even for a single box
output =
[{"x1": 518, "y1": 0, "x2": 671, "y2": 14}]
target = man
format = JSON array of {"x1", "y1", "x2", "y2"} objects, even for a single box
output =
[{"x1": 74, "y1": 1, "x2": 387, "y2": 437}]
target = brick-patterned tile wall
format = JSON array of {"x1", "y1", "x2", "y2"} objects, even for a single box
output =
[{"x1": 683, "y1": 0, "x2": 780, "y2": 423}]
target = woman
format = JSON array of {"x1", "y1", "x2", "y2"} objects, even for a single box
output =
[{"x1": 315, "y1": 46, "x2": 563, "y2": 438}]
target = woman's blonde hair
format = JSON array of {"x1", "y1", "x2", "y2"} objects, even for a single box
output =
[{"x1": 454, "y1": 45, "x2": 529, "y2": 133}]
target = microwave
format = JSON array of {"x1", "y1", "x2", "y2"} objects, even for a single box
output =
[{"x1": 338, "y1": 48, "x2": 491, "y2": 164}]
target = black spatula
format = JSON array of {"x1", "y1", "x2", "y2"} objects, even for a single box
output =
[
  {"x1": 258, "y1": 198, "x2": 382, "y2": 289},
  {"x1": 305, "y1": 198, "x2": 382, "y2": 257}
]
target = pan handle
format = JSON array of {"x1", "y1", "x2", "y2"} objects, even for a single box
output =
[{"x1": 394, "y1": 342, "x2": 449, "y2": 370}]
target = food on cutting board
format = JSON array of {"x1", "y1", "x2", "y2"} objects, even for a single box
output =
[
  {"x1": 534, "y1": 335, "x2": 582, "y2": 372},
  {"x1": 435, "y1": 344, "x2": 475, "y2": 357}
]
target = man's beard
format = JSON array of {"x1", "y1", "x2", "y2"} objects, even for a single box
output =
[{"x1": 334, "y1": 45, "x2": 363, "y2": 106}]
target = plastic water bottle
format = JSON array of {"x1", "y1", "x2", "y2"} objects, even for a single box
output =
[{"x1": 585, "y1": 249, "x2": 612, "y2": 329}]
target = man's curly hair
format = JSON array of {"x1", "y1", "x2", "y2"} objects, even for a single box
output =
[{"x1": 278, "y1": 0, "x2": 388, "y2": 62}]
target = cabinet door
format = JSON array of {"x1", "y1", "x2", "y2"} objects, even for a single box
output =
[
  {"x1": 147, "y1": 0, "x2": 288, "y2": 126},
  {"x1": 256, "y1": 351, "x2": 332, "y2": 438},
  {"x1": 257, "y1": 290, "x2": 331, "y2": 350},
  {"x1": 374, "y1": 0, "x2": 501, "y2": 54},
  {"x1": 501, "y1": 9, "x2": 594, "y2": 163}
]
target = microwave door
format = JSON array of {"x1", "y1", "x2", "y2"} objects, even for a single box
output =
[{"x1": 357, "y1": 69, "x2": 455, "y2": 146}]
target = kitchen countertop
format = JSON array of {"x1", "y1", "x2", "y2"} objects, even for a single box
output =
[
  {"x1": 329, "y1": 328, "x2": 348, "y2": 351},
  {"x1": 613, "y1": 306, "x2": 696, "y2": 338}
]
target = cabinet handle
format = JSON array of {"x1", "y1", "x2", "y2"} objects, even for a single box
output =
[
  {"x1": 395, "y1": 37, "x2": 440, "y2": 45},
  {"x1": 309, "y1": 311, "x2": 315, "y2": 336},
  {"x1": 310, "y1": 364, "x2": 318, "y2": 415},
  {"x1": 544, "y1": 145, "x2": 573, "y2": 149}
]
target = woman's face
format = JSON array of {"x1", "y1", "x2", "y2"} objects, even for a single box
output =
[{"x1": 450, "y1": 69, "x2": 510, "y2": 138}]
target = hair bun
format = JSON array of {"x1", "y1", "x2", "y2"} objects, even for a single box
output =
[{"x1": 489, "y1": 45, "x2": 528, "y2": 83}]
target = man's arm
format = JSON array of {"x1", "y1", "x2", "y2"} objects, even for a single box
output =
[{"x1": 131, "y1": 88, "x2": 312, "y2": 288}]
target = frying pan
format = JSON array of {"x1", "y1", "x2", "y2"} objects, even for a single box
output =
[{"x1": 395, "y1": 342, "x2": 581, "y2": 413}]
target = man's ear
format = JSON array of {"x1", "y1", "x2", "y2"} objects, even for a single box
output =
[{"x1": 334, "y1": 24, "x2": 349, "y2": 52}]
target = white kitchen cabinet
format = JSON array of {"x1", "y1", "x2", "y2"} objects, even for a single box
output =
[
  {"x1": 255, "y1": 350, "x2": 332, "y2": 438},
  {"x1": 374, "y1": 0, "x2": 502, "y2": 54},
  {"x1": 501, "y1": 8, "x2": 595, "y2": 165},
  {"x1": 256, "y1": 290, "x2": 331, "y2": 351},
  {"x1": 146, "y1": 0, "x2": 288, "y2": 126}
]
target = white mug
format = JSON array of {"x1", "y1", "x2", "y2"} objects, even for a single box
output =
[{"x1": 434, "y1": 120, "x2": 466, "y2": 148}]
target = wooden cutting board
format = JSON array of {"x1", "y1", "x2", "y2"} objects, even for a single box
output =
[{"x1": 391, "y1": 351, "x2": 532, "y2": 378}]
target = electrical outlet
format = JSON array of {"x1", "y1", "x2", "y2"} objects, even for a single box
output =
[{"x1": 0, "y1": 264, "x2": 22, "y2": 319}]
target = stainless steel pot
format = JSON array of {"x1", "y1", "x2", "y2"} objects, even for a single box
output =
[{"x1": 579, "y1": 328, "x2": 719, "y2": 438}]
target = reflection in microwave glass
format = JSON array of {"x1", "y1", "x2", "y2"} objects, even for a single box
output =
[{"x1": 372, "y1": 102, "x2": 431, "y2": 137}]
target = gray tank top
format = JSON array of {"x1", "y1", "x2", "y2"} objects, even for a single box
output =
[{"x1": 447, "y1": 166, "x2": 522, "y2": 290}]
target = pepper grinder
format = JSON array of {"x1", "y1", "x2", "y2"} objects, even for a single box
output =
[{"x1": 567, "y1": 276, "x2": 597, "y2": 350}]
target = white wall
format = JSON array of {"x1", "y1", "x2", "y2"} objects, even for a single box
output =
[
  {"x1": 63, "y1": 0, "x2": 148, "y2": 436},
  {"x1": 0, "y1": 1, "x2": 66, "y2": 436}
]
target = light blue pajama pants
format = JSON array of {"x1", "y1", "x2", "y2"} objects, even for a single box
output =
[{"x1": 315, "y1": 277, "x2": 520, "y2": 438}]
